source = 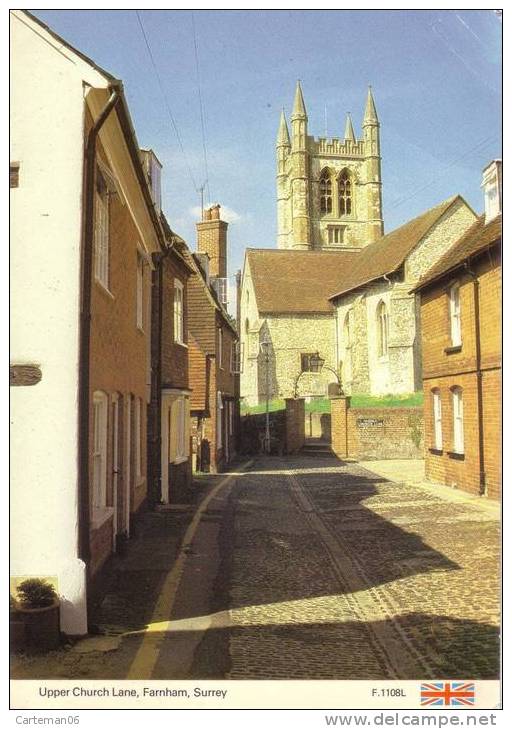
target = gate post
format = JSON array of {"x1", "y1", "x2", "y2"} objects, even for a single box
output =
[
  {"x1": 331, "y1": 395, "x2": 350, "y2": 458},
  {"x1": 285, "y1": 397, "x2": 305, "y2": 454}
]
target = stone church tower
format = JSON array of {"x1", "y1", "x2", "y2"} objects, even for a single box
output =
[{"x1": 277, "y1": 82, "x2": 384, "y2": 250}]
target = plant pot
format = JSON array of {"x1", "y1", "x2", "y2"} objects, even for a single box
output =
[
  {"x1": 9, "y1": 615, "x2": 26, "y2": 651},
  {"x1": 17, "y1": 600, "x2": 60, "y2": 652}
]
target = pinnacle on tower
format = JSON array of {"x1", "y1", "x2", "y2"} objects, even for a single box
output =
[
  {"x1": 344, "y1": 112, "x2": 356, "y2": 142},
  {"x1": 276, "y1": 109, "x2": 291, "y2": 147},
  {"x1": 291, "y1": 80, "x2": 307, "y2": 120},
  {"x1": 363, "y1": 85, "x2": 379, "y2": 125}
]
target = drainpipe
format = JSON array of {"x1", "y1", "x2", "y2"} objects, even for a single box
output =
[
  {"x1": 463, "y1": 260, "x2": 486, "y2": 495},
  {"x1": 78, "y1": 86, "x2": 120, "y2": 567}
]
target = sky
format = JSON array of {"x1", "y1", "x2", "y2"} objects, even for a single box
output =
[{"x1": 29, "y1": 9, "x2": 502, "y2": 282}]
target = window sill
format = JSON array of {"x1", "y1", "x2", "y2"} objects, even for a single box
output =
[
  {"x1": 429, "y1": 447, "x2": 443, "y2": 455},
  {"x1": 94, "y1": 279, "x2": 115, "y2": 300},
  {"x1": 91, "y1": 506, "x2": 114, "y2": 530},
  {"x1": 444, "y1": 344, "x2": 462, "y2": 354},
  {"x1": 448, "y1": 451, "x2": 465, "y2": 461},
  {"x1": 172, "y1": 455, "x2": 189, "y2": 465}
]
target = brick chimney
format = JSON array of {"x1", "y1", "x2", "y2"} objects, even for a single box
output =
[{"x1": 196, "y1": 204, "x2": 228, "y2": 278}]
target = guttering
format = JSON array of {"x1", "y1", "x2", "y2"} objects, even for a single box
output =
[
  {"x1": 78, "y1": 85, "x2": 120, "y2": 565},
  {"x1": 463, "y1": 260, "x2": 486, "y2": 496}
]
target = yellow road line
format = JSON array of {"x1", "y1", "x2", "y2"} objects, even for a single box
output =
[{"x1": 126, "y1": 461, "x2": 251, "y2": 679}]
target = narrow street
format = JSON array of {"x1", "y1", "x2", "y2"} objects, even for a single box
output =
[{"x1": 11, "y1": 454, "x2": 500, "y2": 681}]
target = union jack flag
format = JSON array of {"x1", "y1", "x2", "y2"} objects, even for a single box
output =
[{"x1": 421, "y1": 682, "x2": 475, "y2": 707}]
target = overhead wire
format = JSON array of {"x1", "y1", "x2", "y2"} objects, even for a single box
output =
[
  {"x1": 191, "y1": 11, "x2": 211, "y2": 205},
  {"x1": 388, "y1": 134, "x2": 499, "y2": 212},
  {"x1": 136, "y1": 10, "x2": 198, "y2": 192}
]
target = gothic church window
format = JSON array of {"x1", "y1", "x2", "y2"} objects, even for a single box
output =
[
  {"x1": 338, "y1": 169, "x2": 352, "y2": 216},
  {"x1": 319, "y1": 170, "x2": 332, "y2": 214},
  {"x1": 377, "y1": 301, "x2": 388, "y2": 357}
]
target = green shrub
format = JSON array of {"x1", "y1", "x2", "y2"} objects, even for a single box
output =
[{"x1": 17, "y1": 579, "x2": 58, "y2": 609}]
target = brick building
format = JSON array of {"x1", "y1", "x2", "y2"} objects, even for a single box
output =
[
  {"x1": 412, "y1": 161, "x2": 502, "y2": 499},
  {"x1": 10, "y1": 11, "x2": 164, "y2": 633},
  {"x1": 147, "y1": 205, "x2": 195, "y2": 506},
  {"x1": 186, "y1": 206, "x2": 240, "y2": 472}
]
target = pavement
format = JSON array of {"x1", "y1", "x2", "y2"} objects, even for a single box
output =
[{"x1": 11, "y1": 455, "x2": 500, "y2": 681}]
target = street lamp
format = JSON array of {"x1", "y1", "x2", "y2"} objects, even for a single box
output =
[
  {"x1": 293, "y1": 352, "x2": 344, "y2": 398},
  {"x1": 260, "y1": 337, "x2": 271, "y2": 454}
]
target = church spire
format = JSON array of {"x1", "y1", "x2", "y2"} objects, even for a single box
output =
[
  {"x1": 276, "y1": 109, "x2": 291, "y2": 147},
  {"x1": 344, "y1": 112, "x2": 356, "y2": 142},
  {"x1": 291, "y1": 80, "x2": 307, "y2": 120},
  {"x1": 363, "y1": 85, "x2": 379, "y2": 125}
]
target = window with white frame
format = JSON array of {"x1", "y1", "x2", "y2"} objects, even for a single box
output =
[
  {"x1": 94, "y1": 169, "x2": 110, "y2": 288},
  {"x1": 432, "y1": 389, "x2": 442, "y2": 450},
  {"x1": 217, "y1": 391, "x2": 223, "y2": 448},
  {"x1": 452, "y1": 387, "x2": 464, "y2": 454},
  {"x1": 231, "y1": 341, "x2": 243, "y2": 374},
  {"x1": 134, "y1": 397, "x2": 142, "y2": 481},
  {"x1": 92, "y1": 391, "x2": 108, "y2": 509},
  {"x1": 449, "y1": 282, "x2": 462, "y2": 346},
  {"x1": 218, "y1": 327, "x2": 223, "y2": 369},
  {"x1": 174, "y1": 279, "x2": 184, "y2": 343},
  {"x1": 377, "y1": 300, "x2": 389, "y2": 357},
  {"x1": 170, "y1": 396, "x2": 189, "y2": 461},
  {"x1": 136, "y1": 252, "x2": 144, "y2": 329}
]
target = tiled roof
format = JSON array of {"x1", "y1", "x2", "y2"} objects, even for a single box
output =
[
  {"x1": 328, "y1": 195, "x2": 465, "y2": 300},
  {"x1": 412, "y1": 213, "x2": 502, "y2": 292},
  {"x1": 247, "y1": 196, "x2": 468, "y2": 314},
  {"x1": 247, "y1": 249, "x2": 360, "y2": 314}
]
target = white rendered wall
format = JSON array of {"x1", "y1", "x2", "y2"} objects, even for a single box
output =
[{"x1": 10, "y1": 11, "x2": 109, "y2": 634}]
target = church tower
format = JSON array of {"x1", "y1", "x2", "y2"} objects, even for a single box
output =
[{"x1": 276, "y1": 83, "x2": 384, "y2": 250}]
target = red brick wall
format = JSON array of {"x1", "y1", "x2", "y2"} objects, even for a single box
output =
[
  {"x1": 424, "y1": 373, "x2": 481, "y2": 495},
  {"x1": 161, "y1": 254, "x2": 189, "y2": 389},
  {"x1": 330, "y1": 399, "x2": 423, "y2": 460},
  {"x1": 420, "y1": 246, "x2": 501, "y2": 499},
  {"x1": 285, "y1": 398, "x2": 305, "y2": 454},
  {"x1": 88, "y1": 135, "x2": 152, "y2": 574}
]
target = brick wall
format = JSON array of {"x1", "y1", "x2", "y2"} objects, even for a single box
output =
[
  {"x1": 285, "y1": 398, "x2": 305, "y2": 453},
  {"x1": 420, "y1": 245, "x2": 501, "y2": 499},
  {"x1": 89, "y1": 140, "x2": 153, "y2": 575},
  {"x1": 331, "y1": 397, "x2": 424, "y2": 460},
  {"x1": 161, "y1": 254, "x2": 189, "y2": 389}
]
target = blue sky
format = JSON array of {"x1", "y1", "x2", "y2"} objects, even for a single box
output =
[{"x1": 30, "y1": 9, "x2": 502, "y2": 278}]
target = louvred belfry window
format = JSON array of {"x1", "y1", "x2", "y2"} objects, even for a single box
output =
[
  {"x1": 339, "y1": 169, "x2": 352, "y2": 216},
  {"x1": 320, "y1": 170, "x2": 332, "y2": 214}
]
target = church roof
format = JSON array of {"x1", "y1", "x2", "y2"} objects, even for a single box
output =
[
  {"x1": 328, "y1": 195, "x2": 468, "y2": 301},
  {"x1": 246, "y1": 249, "x2": 360, "y2": 314},
  {"x1": 411, "y1": 213, "x2": 501, "y2": 293}
]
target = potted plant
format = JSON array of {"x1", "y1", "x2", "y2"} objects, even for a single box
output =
[
  {"x1": 16, "y1": 578, "x2": 60, "y2": 651},
  {"x1": 9, "y1": 593, "x2": 26, "y2": 650}
]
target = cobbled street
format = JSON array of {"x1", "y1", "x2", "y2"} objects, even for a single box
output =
[{"x1": 11, "y1": 455, "x2": 500, "y2": 681}]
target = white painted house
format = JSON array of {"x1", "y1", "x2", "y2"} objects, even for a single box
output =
[{"x1": 10, "y1": 11, "x2": 162, "y2": 635}]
